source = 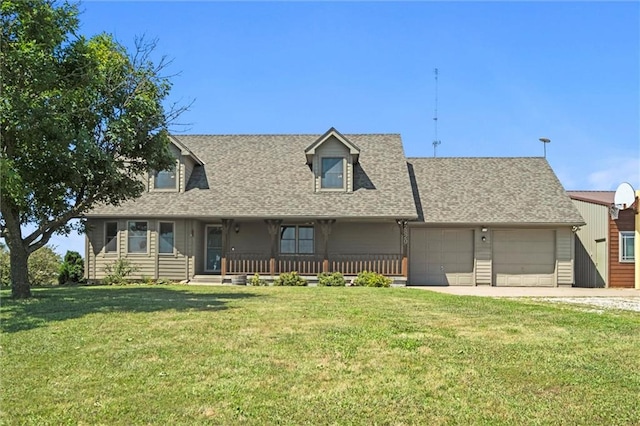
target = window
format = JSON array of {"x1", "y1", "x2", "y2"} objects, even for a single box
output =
[
  {"x1": 154, "y1": 164, "x2": 177, "y2": 189},
  {"x1": 280, "y1": 225, "x2": 314, "y2": 254},
  {"x1": 620, "y1": 231, "x2": 635, "y2": 262},
  {"x1": 105, "y1": 222, "x2": 118, "y2": 253},
  {"x1": 159, "y1": 222, "x2": 174, "y2": 254},
  {"x1": 127, "y1": 221, "x2": 148, "y2": 254},
  {"x1": 321, "y1": 157, "x2": 344, "y2": 189}
]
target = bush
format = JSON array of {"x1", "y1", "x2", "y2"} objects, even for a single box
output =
[
  {"x1": 318, "y1": 272, "x2": 346, "y2": 287},
  {"x1": 352, "y1": 270, "x2": 391, "y2": 288},
  {"x1": 103, "y1": 258, "x2": 138, "y2": 285},
  {"x1": 248, "y1": 273, "x2": 268, "y2": 286},
  {"x1": 28, "y1": 246, "x2": 62, "y2": 286},
  {"x1": 273, "y1": 271, "x2": 307, "y2": 286},
  {"x1": 58, "y1": 251, "x2": 84, "y2": 285}
]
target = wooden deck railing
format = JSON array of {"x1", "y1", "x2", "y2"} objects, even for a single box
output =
[
  {"x1": 330, "y1": 254, "x2": 402, "y2": 276},
  {"x1": 226, "y1": 253, "x2": 403, "y2": 276}
]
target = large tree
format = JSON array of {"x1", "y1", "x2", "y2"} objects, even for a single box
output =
[{"x1": 1, "y1": 0, "x2": 181, "y2": 298}]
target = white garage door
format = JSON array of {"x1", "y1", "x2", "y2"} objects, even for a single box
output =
[
  {"x1": 410, "y1": 229, "x2": 474, "y2": 286},
  {"x1": 493, "y1": 230, "x2": 556, "y2": 287}
]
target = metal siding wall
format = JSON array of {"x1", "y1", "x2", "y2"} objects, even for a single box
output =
[{"x1": 572, "y1": 200, "x2": 608, "y2": 287}]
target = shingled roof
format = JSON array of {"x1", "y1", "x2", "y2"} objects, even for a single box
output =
[
  {"x1": 408, "y1": 157, "x2": 585, "y2": 225},
  {"x1": 87, "y1": 133, "x2": 418, "y2": 219}
]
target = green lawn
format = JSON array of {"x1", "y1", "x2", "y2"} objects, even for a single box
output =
[{"x1": 1, "y1": 285, "x2": 639, "y2": 425}]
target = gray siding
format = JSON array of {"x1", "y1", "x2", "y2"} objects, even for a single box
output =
[
  {"x1": 313, "y1": 136, "x2": 352, "y2": 193},
  {"x1": 556, "y1": 227, "x2": 574, "y2": 286},
  {"x1": 572, "y1": 200, "x2": 608, "y2": 287},
  {"x1": 85, "y1": 218, "x2": 194, "y2": 282},
  {"x1": 328, "y1": 222, "x2": 400, "y2": 254},
  {"x1": 475, "y1": 228, "x2": 492, "y2": 285}
]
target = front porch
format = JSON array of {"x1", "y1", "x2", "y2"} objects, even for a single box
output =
[{"x1": 195, "y1": 218, "x2": 409, "y2": 283}]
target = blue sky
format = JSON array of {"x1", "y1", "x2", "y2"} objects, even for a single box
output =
[{"x1": 31, "y1": 1, "x2": 640, "y2": 255}]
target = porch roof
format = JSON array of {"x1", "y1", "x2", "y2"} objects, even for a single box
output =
[{"x1": 87, "y1": 133, "x2": 418, "y2": 219}]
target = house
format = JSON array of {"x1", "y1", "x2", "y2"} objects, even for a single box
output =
[
  {"x1": 568, "y1": 191, "x2": 636, "y2": 288},
  {"x1": 84, "y1": 127, "x2": 585, "y2": 287}
]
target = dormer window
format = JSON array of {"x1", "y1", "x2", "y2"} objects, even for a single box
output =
[
  {"x1": 321, "y1": 157, "x2": 344, "y2": 189},
  {"x1": 305, "y1": 127, "x2": 360, "y2": 193},
  {"x1": 154, "y1": 164, "x2": 177, "y2": 190}
]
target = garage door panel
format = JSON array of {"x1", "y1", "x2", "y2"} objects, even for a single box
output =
[
  {"x1": 493, "y1": 230, "x2": 556, "y2": 287},
  {"x1": 410, "y1": 228, "x2": 475, "y2": 286}
]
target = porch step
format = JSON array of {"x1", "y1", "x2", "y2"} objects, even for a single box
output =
[{"x1": 190, "y1": 275, "x2": 224, "y2": 285}]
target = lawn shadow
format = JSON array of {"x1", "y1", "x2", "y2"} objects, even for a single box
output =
[{"x1": 0, "y1": 285, "x2": 261, "y2": 333}]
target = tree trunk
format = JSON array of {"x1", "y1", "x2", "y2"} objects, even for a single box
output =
[{"x1": 10, "y1": 242, "x2": 31, "y2": 299}]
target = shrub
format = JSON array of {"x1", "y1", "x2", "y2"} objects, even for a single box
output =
[
  {"x1": 317, "y1": 272, "x2": 346, "y2": 287},
  {"x1": 248, "y1": 273, "x2": 268, "y2": 286},
  {"x1": 352, "y1": 270, "x2": 391, "y2": 288},
  {"x1": 103, "y1": 258, "x2": 138, "y2": 285},
  {"x1": 273, "y1": 271, "x2": 307, "y2": 286},
  {"x1": 58, "y1": 251, "x2": 84, "y2": 285},
  {"x1": 28, "y1": 246, "x2": 62, "y2": 286}
]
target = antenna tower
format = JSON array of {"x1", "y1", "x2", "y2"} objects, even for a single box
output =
[{"x1": 432, "y1": 68, "x2": 441, "y2": 157}]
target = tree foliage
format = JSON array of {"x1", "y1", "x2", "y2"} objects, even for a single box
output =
[
  {"x1": 0, "y1": 0, "x2": 184, "y2": 298},
  {"x1": 28, "y1": 246, "x2": 62, "y2": 286}
]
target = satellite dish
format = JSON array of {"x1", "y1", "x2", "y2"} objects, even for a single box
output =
[{"x1": 614, "y1": 182, "x2": 636, "y2": 209}]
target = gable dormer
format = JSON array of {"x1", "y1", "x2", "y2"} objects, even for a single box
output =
[
  {"x1": 305, "y1": 128, "x2": 361, "y2": 193},
  {"x1": 149, "y1": 136, "x2": 204, "y2": 193}
]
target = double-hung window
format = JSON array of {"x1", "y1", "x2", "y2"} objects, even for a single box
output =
[
  {"x1": 321, "y1": 157, "x2": 344, "y2": 189},
  {"x1": 158, "y1": 222, "x2": 174, "y2": 254},
  {"x1": 105, "y1": 222, "x2": 118, "y2": 253},
  {"x1": 280, "y1": 225, "x2": 314, "y2": 254},
  {"x1": 127, "y1": 221, "x2": 148, "y2": 254},
  {"x1": 154, "y1": 163, "x2": 177, "y2": 190},
  {"x1": 620, "y1": 231, "x2": 635, "y2": 262}
]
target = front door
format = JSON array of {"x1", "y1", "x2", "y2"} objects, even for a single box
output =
[{"x1": 205, "y1": 226, "x2": 223, "y2": 273}]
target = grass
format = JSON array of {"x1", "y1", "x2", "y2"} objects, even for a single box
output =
[{"x1": 1, "y1": 285, "x2": 639, "y2": 425}]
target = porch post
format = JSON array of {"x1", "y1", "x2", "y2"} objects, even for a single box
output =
[
  {"x1": 221, "y1": 219, "x2": 234, "y2": 277},
  {"x1": 318, "y1": 219, "x2": 335, "y2": 273},
  {"x1": 396, "y1": 220, "x2": 408, "y2": 278},
  {"x1": 265, "y1": 219, "x2": 282, "y2": 276}
]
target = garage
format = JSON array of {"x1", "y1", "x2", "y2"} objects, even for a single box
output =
[
  {"x1": 492, "y1": 230, "x2": 556, "y2": 286},
  {"x1": 409, "y1": 228, "x2": 474, "y2": 286}
]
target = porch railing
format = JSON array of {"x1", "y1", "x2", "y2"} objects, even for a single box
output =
[{"x1": 226, "y1": 252, "x2": 403, "y2": 276}]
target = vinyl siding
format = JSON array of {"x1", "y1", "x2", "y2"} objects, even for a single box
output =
[
  {"x1": 475, "y1": 228, "x2": 492, "y2": 285},
  {"x1": 183, "y1": 157, "x2": 196, "y2": 192},
  {"x1": 85, "y1": 218, "x2": 194, "y2": 281},
  {"x1": 556, "y1": 227, "x2": 574, "y2": 286},
  {"x1": 328, "y1": 222, "x2": 400, "y2": 254},
  {"x1": 313, "y1": 136, "x2": 352, "y2": 193},
  {"x1": 572, "y1": 200, "x2": 608, "y2": 287}
]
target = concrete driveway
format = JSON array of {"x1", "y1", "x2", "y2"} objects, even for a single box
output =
[{"x1": 406, "y1": 286, "x2": 639, "y2": 298}]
